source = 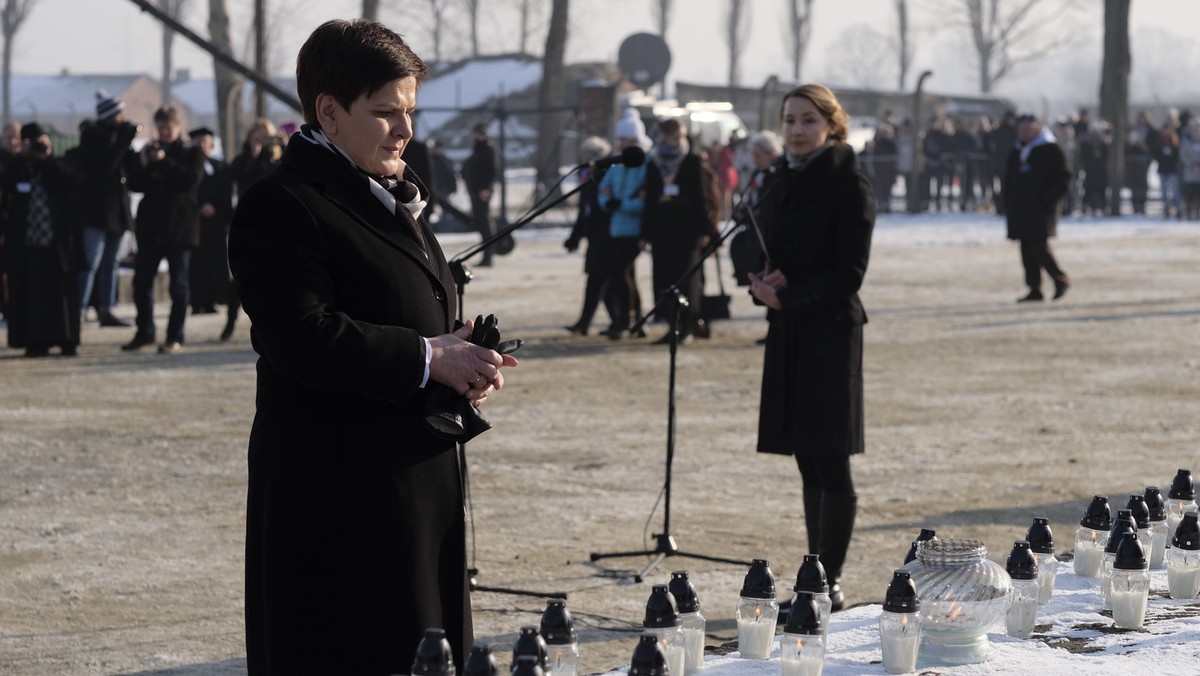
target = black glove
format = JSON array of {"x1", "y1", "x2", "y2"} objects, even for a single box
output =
[
  {"x1": 564, "y1": 236, "x2": 580, "y2": 253},
  {"x1": 604, "y1": 198, "x2": 622, "y2": 213},
  {"x1": 423, "y1": 314, "x2": 522, "y2": 443}
]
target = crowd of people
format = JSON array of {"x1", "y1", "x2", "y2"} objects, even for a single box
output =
[{"x1": 858, "y1": 106, "x2": 1200, "y2": 218}]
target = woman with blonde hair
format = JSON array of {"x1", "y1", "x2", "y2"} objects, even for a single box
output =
[{"x1": 749, "y1": 84, "x2": 875, "y2": 612}]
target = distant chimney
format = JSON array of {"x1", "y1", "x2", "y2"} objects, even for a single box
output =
[{"x1": 175, "y1": 67, "x2": 190, "y2": 84}]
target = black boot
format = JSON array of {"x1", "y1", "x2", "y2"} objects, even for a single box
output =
[{"x1": 817, "y1": 491, "x2": 857, "y2": 612}]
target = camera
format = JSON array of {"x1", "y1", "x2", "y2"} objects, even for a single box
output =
[{"x1": 30, "y1": 140, "x2": 49, "y2": 154}]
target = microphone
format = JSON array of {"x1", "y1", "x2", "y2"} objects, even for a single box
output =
[{"x1": 584, "y1": 145, "x2": 646, "y2": 170}]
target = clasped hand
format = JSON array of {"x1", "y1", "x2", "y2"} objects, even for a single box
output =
[
  {"x1": 748, "y1": 267, "x2": 787, "y2": 310},
  {"x1": 427, "y1": 318, "x2": 519, "y2": 405}
]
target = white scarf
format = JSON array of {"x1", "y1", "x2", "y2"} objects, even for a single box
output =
[{"x1": 1018, "y1": 127, "x2": 1058, "y2": 164}]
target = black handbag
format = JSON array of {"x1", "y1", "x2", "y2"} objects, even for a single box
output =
[{"x1": 701, "y1": 252, "x2": 732, "y2": 321}]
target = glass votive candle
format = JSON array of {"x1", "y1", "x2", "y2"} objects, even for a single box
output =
[
  {"x1": 1025, "y1": 517, "x2": 1058, "y2": 605},
  {"x1": 540, "y1": 599, "x2": 579, "y2": 676},
  {"x1": 736, "y1": 559, "x2": 779, "y2": 660},
  {"x1": 1110, "y1": 532, "x2": 1150, "y2": 630},
  {"x1": 1165, "y1": 469, "x2": 1197, "y2": 542},
  {"x1": 1144, "y1": 486, "x2": 1169, "y2": 569},
  {"x1": 878, "y1": 570, "x2": 921, "y2": 674},
  {"x1": 1074, "y1": 495, "x2": 1111, "y2": 577},
  {"x1": 642, "y1": 584, "x2": 685, "y2": 676},
  {"x1": 1167, "y1": 511, "x2": 1200, "y2": 599},
  {"x1": 780, "y1": 592, "x2": 825, "y2": 676},
  {"x1": 668, "y1": 571, "x2": 706, "y2": 674},
  {"x1": 1004, "y1": 541, "x2": 1039, "y2": 639}
]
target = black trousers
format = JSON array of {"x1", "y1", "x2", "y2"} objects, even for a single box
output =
[{"x1": 1019, "y1": 237, "x2": 1067, "y2": 293}]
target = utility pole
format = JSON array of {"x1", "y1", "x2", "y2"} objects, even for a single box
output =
[{"x1": 254, "y1": 0, "x2": 265, "y2": 118}]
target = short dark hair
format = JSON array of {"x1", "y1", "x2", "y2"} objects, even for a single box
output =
[
  {"x1": 296, "y1": 19, "x2": 430, "y2": 127},
  {"x1": 659, "y1": 118, "x2": 684, "y2": 136},
  {"x1": 153, "y1": 106, "x2": 181, "y2": 125}
]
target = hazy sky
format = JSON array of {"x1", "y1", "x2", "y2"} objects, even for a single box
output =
[{"x1": 16, "y1": 0, "x2": 1200, "y2": 114}]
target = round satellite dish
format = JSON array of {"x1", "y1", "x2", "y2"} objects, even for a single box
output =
[{"x1": 618, "y1": 33, "x2": 671, "y2": 89}]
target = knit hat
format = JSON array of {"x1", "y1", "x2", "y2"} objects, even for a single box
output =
[
  {"x1": 96, "y1": 89, "x2": 124, "y2": 121},
  {"x1": 614, "y1": 108, "x2": 645, "y2": 142}
]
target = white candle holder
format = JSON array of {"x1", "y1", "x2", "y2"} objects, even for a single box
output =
[
  {"x1": 1074, "y1": 495, "x2": 1111, "y2": 577},
  {"x1": 1167, "y1": 511, "x2": 1200, "y2": 600},
  {"x1": 1025, "y1": 517, "x2": 1058, "y2": 605},
  {"x1": 781, "y1": 593, "x2": 825, "y2": 676},
  {"x1": 1165, "y1": 469, "x2": 1197, "y2": 543},
  {"x1": 1143, "y1": 487, "x2": 1169, "y2": 569},
  {"x1": 668, "y1": 571, "x2": 706, "y2": 675},
  {"x1": 1110, "y1": 532, "x2": 1150, "y2": 630},
  {"x1": 1004, "y1": 541, "x2": 1039, "y2": 639},
  {"x1": 878, "y1": 570, "x2": 921, "y2": 674},
  {"x1": 541, "y1": 599, "x2": 579, "y2": 676},
  {"x1": 736, "y1": 559, "x2": 779, "y2": 660}
]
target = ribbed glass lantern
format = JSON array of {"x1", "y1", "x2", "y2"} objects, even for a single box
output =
[{"x1": 902, "y1": 538, "x2": 1013, "y2": 666}]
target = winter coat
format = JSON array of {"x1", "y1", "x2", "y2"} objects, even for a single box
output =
[
  {"x1": 227, "y1": 132, "x2": 469, "y2": 676},
  {"x1": 1004, "y1": 132, "x2": 1071, "y2": 240},
  {"x1": 76, "y1": 119, "x2": 137, "y2": 234},
  {"x1": 126, "y1": 138, "x2": 205, "y2": 248},
  {"x1": 1179, "y1": 130, "x2": 1200, "y2": 185},
  {"x1": 755, "y1": 144, "x2": 875, "y2": 457},
  {"x1": 597, "y1": 162, "x2": 647, "y2": 239},
  {"x1": 461, "y1": 138, "x2": 497, "y2": 194}
]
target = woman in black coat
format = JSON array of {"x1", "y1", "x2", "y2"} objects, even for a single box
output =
[
  {"x1": 749, "y1": 84, "x2": 875, "y2": 612},
  {"x1": 227, "y1": 20, "x2": 517, "y2": 675},
  {"x1": 563, "y1": 135, "x2": 617, "y2": 335}
]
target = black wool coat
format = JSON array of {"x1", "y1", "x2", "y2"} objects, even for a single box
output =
[
  {"x1": 756, "y1": 144, "x2": 875, "y2": 457},
  {"x1": 228, "y1": 135, "x2": 469, "y2": 676},
  {"x1": 126, "y1": 138, "x2": 205, "y2": 248},
  {"x1": 1004, "y1": 140, "x2": 1071, "y2": 240}
]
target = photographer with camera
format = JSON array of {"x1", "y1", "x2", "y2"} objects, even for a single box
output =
[
  {"x1": 76, "y1": 90, "x2": 138, "y2": 329},
  {"x1": 1, "y1": 123, "x2": 81, "y2": 357},
  {"x1": 121, "y1": 106, "x2": 205, "y2": 355}
]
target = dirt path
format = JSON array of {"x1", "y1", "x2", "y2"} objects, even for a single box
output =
[{"x1": 1, "y1": 220, "x2": 1198, "y2": 674}]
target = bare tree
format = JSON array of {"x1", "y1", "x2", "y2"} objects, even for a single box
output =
[
  {"x1": 515, "y1": 0, "x2": 551, "y2": 56},
  {"x1": 464, "y1": 0, "x2": 481, "y2": 57},
  {"x1": 653, "y1": 0, "x2": 672, "y2": 38},
  {"x1": 1, "y1": 0, "x2": 36, "y2": 125},
  {"x1": 425, "y1": 0, "x2": 454, "y2": 63},
  {"x1": 535, "y1": 0, "x2": 568, "y2": 199},
  {"x1": 362, "y1": 0, "x2": 379, "y2": 20},
  {"x1": 158, "y1": 0, "x2": 190, "y2": 108},
  {"x1": 826, "y1": 24, "x2": 894, "y2": 89},
  {"x1": 784, "y1": 0, "x2": 814, "y2": 82},
  {"x1": 945, "y1": 0, "x2": 1090, "y2": 93},
  {"x1": 208, "y1": 0, "x2": 243, "y2": 154},
  {"x1": 724, "y1": 0, "x2": 750, "y2": 88},
  {"x1": 895, "y1": 0, "x2": 912, "y2": 90},
  {"x1": 1100, "y1": 0, "x2": 1129, "y2": 215}
]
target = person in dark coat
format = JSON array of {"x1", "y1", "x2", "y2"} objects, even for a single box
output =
[
  {"x1": 77, "y1": 91, "x2": 138, "y2": 327},
  {"x1": 227, "y1": 20, "x2": 518, "y2": 676},
  {"x1": 460, "y1": 123, "x2": 498, "y2": 266},
  {"x1": 748, "y1": 84, "x2": 875, "y2": 613},
  {"x1": 987, "y1": 111, "x2": 1018, "y2": 215},
  {"x1": 1078, "y1": 121, "x2": 1110, "y2": 215},
  {"x1": 2, "y1": 123, "x2": 81, "y2": 356},
  {"x1": 563, "y1": 135, "x2": 617, "y2": 335},
  {"x1": 643, "y1": 117, "x2": 718, "y2": 343},
  {"x1": 1124, "y1": 128, "x2": 1152, "y2": 215},
  {"x1": 187, "y1": 127, "x2": 234, "y2": 316},
  {"x1": 1004, "y1": 114, "x2": 1072, "y2": 303},
  {"x1": 121, "y1": 106, "x2": 205, "y2": 354}
]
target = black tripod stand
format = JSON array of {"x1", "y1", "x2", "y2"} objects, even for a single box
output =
[
  {"x1": 590, "y1": 220, "x2": 752, "y2": 583},
  {"x1": 448, "y1": 167, "x2": 613, "y2": 600}
]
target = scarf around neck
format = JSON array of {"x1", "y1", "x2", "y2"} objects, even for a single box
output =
[
  {"x1": 299, "y1": 125, "x2": 427, "y2": 218},
  {"x1": 785, "y1": 142, "x2": 834, "y2": 171}
]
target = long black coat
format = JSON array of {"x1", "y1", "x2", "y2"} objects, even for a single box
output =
[
  {"x1": 228, "y1": 135, "x2": 468, "y2": 675},
  {"x1": 126, "y1": 138, "x2": 205, "y2": 248},
  {"x1": 1004, "y1": 138, "x2": 1070, "y2": 240},
  {"x1": 190, "y1": 156, "x2": 234, "y2": 307},
  {"x1": 756, "y1": 144, "x2": 875, "y2": 457},
  {"x1": 643, "y1": 152, "x2": 714, "y2": 317}
]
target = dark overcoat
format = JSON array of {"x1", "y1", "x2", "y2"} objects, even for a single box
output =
[
  {"x1": 227, "y1": 135, "x2": 469, "y2": 676},
  {"x1": 1004, "y1": 139, "x2": 1070, "y2": 240},
  {"x1": 756, "y1": 144, "x2": 875, "y2": 457},
  {"x1": 126, "y1": 138, "x2": 205, "y2": 248},
  {"x1": 643, "y1": 152, "x2": 714, "y2": 316},
  {"x1": 190, "y1": 156, "x2": 234, "y2": 307}
]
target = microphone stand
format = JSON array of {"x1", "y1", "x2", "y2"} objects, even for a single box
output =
[
  {"x1": 452, "y1": 164, "x2": 613, "y2": 601},
  {"x1": 589, "y1": 216, "x2": 752, "y2": 583}
]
